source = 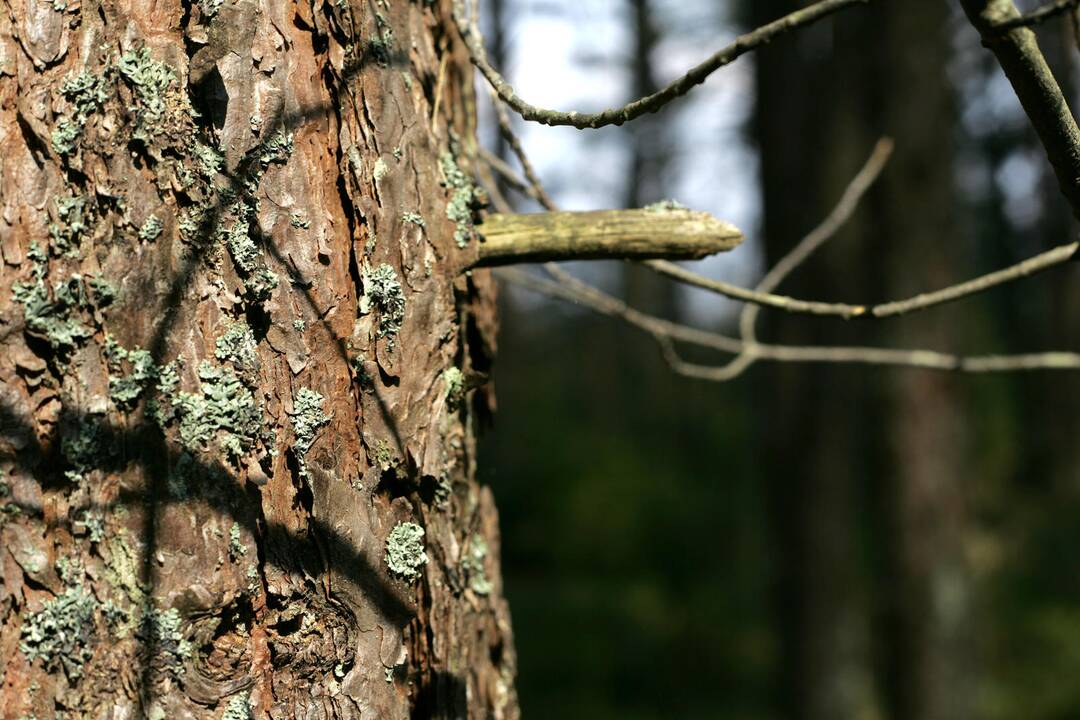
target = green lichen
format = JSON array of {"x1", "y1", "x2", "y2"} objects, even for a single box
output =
[
  {"x1": 52, "y1": 70, "x2": 108, "y2": 156},
  {"x1": 62, "y1": 419, "x2": 106, "y2": 482},
  {"x1": 434, "y1": 474, "x2": 452, "y2": 506},
  {"x1": 222, "y1": 692, "x2": 252, "y2": 720},
  {"x1": 13, "y1": 276, "x2": 93, "y2": 352},
  {"x1": 258, "y1": 130, "x2": 294, "y2": 167},
  {"x1": 245, "y1": 563, "x2": 259, "y2": 593},
  {"x1": 106, "y1": 340, "x2": 159, "y2": 410},
  {"x1": 443, "y1": 366, "x2": 465, "y2": 410},
  {"x1": 102, "y1": 530, "x2": 147, "y2": 613},
  {"x1": 83, "y1": 511, "x2": 105, "y2": 543},
  {"x1": 351, "y1": 354, "x2": 373, "y2": 389},
  {"x1": 12, "y1": 245, "x2": 94, "y2": 353},
  {"x1": 360, "y1": 263, "x2": 406, "y2": 349},
  {"x1": 371, "y1": 439, "x2": 396, "y2": 470},
  {"x1": 48, "y1": 194, "x2": 92, "y2": 256},
  {"x1": 293, "y1": 319, "x2": 306, "y2": 332},
  {"x1": 347, "y1": 145, "x2": 364, "y2": 181},
  {"x1": 193, "y1": 142, "x2": 224, "y2": 178},
  {"x1": 138, "y1": 215, "x2": 164, "y2": 242},
  {"x1": 289, "y1": 212, "x2": 310, "y2": 229},
  {"x1": 148, "y1": 359, "x2": 181, "y2": 426},
  {"x1": 224, "y1": 215, "x2": 258, "y2": 274},
  {"x1": 643, "y1": 198, "x2": 688, "y2": 212},
  {"x1": 368, "y1": 27, "x2": 394, "y2": 66},
  {"x1": 214, "y1": 321, "x2": 258, "y2": 377},
  {"x1": 101, "y1": 599, "x2": 129, "y2": 633},
  {"x1": 178, "y1": 205, "x2": 210, "y2": 243},
  {"x1": 171, "y1": 361, "x2": 268, "y2": 462},
  {"x1": 20, "y1": 586, "x2": 98, "y2": 679},
  {"x1": 138, "y1": 604, "x2": 192, "y2": 675},
  {"x1": 440, "y1": 151, "x2": 482, "y2": 248},
  {"x1": 55, "y1": 555, "x2": 84, "y2": 585},
  {"x1": 201, "y1": 0, "x2": 222, "y2": 17},
  {"x1": 461, "y1": 534, "x2": 492, "y2": 596},
  {"x1": 373, "y1": 157, "x2": 388, "y2": 182},
  {"x1": 245, "y1": 266, "x2": 279, "y2": 301},
  {"x1": 222, "y1": 209, "x2": 278, "y2": 301},
  {"x1": 117, "y1": 47, "x2": 194, "y2": 144},
  {"x1": 291, "y1": 387, "x2": 328, "y2": 481},
  {"x1": 402, "y1": 211, "x2": 425, "y2": 227},
  {"x1": 88, "y1": 275, "x2": 118, "y2": 306},
  {"x1": 228, "y1": 522, "x2": 246, "y2": 560},
  {"x1": 385, "y1": 522, "x2": 427, "y2": 581}
]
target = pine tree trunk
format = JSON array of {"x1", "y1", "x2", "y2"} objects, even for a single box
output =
[{"x1": 0, "y1": 0, "x2": 519, "y2": 717}]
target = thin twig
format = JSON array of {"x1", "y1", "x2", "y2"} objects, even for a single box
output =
[
  {"x1": 996, "y1": 0, "x2": 1080, "y2": 30},
  {"x1": 457, "y1": 0, "x2": 870, "y2": 129},
  {"x1": 472, "y1": 19, "x2": 1080, "y2": 379},
  {"x1": 499, "y1": 267, "x2": 1080, "y2": 375},
  {"x1": 872, "y1": 240, "x2": 1078, "y2": 316},
  {"x1": 489, "y1": 89, "x2": 558, "y2": 210},
  {"x1": 711, "y1": 138, "x2": 896, "y2": 379},
  {"x1": 474, "y1": 156, "x2": 514, "y2": 216},
  {"x1": 486, "y1": 135, "x2": 1080, "y2": 378},
  {"x1": 478, "y1": 147, "x2": 535, "y2": 200},
  {"x1": 644, "y1": 259, "x2": 868, "y2": 318}
]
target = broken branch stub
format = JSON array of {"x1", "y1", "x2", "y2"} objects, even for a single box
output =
[{"x1": 471, "y1": 208, "x2": 744, "y2": 268}]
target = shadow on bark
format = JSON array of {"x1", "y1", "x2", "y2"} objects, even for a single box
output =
[
  {"x1": 0, "y1": 10, "x2": 467, "y2": 707},
  {"x1": 0, "y1": 398, "x2": 421, "y2": 694}
]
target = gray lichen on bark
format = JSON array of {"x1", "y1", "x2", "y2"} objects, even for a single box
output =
[{"x1": 0, "y1": 0, "x2": 519, "y2": 717}]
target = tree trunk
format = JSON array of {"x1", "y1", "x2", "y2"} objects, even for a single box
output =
[
  {"x1": 751, "y1": 3, "x2": 880, "y2": 717},
  {"x1": 620, "y1": 0, "x2": 678, "y2": 321},
  {"x1": 0, "y1": 0, "x2": 519, "y2": 717},
  {"x1": 874, "y1": 5, "x2": 973, "y2": 719}
]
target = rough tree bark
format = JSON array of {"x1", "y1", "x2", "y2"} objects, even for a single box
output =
[{"x1": 0, "y1": 0, "x2": 520, "y2": 717}]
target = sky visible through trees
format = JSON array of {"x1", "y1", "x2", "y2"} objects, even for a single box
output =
[{"x1": 480, "y1": 0, "x2": 1080, "y2": 718}]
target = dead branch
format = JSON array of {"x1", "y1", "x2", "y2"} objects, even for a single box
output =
[
  {"x1": 961, "y1": 0, "x2": 1080, "y2": 218},
  {"x1": 499, "y1": 267, "x2": 1080, "y2": 375},
  {"x1": 995, "y1": 0, "x2": 1080, "y2": 30},
  {"x1": 472, "y1": 209, "x2": 742, "y2": 267},
  {"x1": 456, "y1": 0, "x2": 870, "y2": 129}
]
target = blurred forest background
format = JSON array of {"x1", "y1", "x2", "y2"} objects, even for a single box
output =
[{"x1": 475, "y1": 1, "x2": 1080, "y2": 718}]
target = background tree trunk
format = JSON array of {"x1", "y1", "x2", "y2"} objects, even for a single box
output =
[
  {"x1": 620, "y1": 0, "x2": 678, "y2": 321},
  {"x1": 752, "y1": 2, "x2": 972, "y2": 719},
  {"x1": 0, "y1": 0, "x2": 519, "y2": 717},
  {"x1": 750, "y1": 2, "x2": 880, "y2": 717},
  {"x1": 875, "y1": 5, "x2": 973, "y2": 719}
]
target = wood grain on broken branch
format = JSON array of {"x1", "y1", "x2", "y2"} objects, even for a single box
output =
[
  {"x1": 470, "y1": 209, "x2": 743, "y2": 267},
  {"x1": 457, "y1": 0, "x2": 870, "y2": 129}
]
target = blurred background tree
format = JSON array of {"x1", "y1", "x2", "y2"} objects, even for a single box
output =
[{"x1": 479, "y1": 1, "x2": 1080, "y2": 718}]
